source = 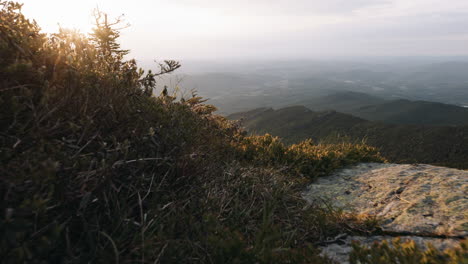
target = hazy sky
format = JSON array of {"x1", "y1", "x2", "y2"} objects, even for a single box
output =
[{"x1": 20, "y1": 0, "x2": 468, "y2": 60}]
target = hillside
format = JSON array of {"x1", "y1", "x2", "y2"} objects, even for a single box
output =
[
  {"x1": 403, "y1": 61, "x2": 468, "y2": 85},
  {"x1": 302, "y1": 91, "x2": 386, "y2": 114},
  {"x1": 229, "y1": 106, "x2": 368, "y2": 141},
  {"x1": 229, "y1": 107, "x2": 468, "y2": 169},
  {"x1": 162, "y1": 61, "x2": 468, "y2": 116},
  {"x1": 354, "y1": 99, "x2": 468, "y2": 126},
  {"x1": 300, "y1": 91, "x2": 468, "y2": 126}
]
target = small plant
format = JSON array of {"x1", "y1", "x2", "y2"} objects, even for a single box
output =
[
  {"x1": 238, "y1": 134, "x2": 384, "y2": 179},
  {"x1": 349, "y1": 238, "x2": 468, "y2": 264}
]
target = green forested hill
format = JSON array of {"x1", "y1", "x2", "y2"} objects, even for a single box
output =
[
  {"x1": 229, "y1": 106, "x2": 368, "y2": 141},
  {"x1": 302, "y1": 91, "x2": 386, "y2": 114},
  {"x1": 229, "y1": 107, "x2": 468, "y2": 169},
  {"x1": 301, "y1": 91, "x2": 468, "y2": 126},
  {"x1": 354, "y1": 99, "x2": 468, "y2": 126}
]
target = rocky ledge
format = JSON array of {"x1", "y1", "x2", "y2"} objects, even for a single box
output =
[{"x1": 303, "y1": 163, "x2": 467, "y2": 263}]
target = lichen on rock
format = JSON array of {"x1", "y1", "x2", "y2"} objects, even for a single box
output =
[{"x1": 303, "y1": 163, "x2": 467, "y2": 263}]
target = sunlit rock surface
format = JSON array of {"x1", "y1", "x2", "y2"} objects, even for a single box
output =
[
  {"x1": 304, "y1": 163, "x2": 467, "y2": 263},
  {"x1": 319, "y1": 235, "x2": 462, "y2": 264}
]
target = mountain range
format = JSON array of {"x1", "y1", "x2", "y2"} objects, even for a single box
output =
[
  {"x1": 156, "y1": 60, "x2": 468, "y2": 115},
  {"x1": 302, "y1": 91, "x2": 468, "y2": 126},
  {"x1": 228, "y1": 106, "x2": 468, "y2": 169}
]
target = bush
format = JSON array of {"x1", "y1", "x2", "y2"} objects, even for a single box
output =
[
  {"x1": 0, "y1": 2, "x2": 387, "y2": 263},
  {"x1": 349, "y1": 238, "x2": 468, "y2": 264},
  {"x1": 238, "y1": 134, "x2": 384, "y2": 179}
]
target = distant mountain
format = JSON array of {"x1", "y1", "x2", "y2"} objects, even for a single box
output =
[
  {"x1": 229, "y1": 107, "x2": 468, "y2": 169},
  {"x1": 303, "y1": 91, "x2": 386, "y2": 114},
  {"x1": 155, "y1": 60, "x2": 468, "y2": 116},
  {"x1": 355, "y1": 99, "x2": 468, "y2": 126},
  {"x1": 229, "y1": 106, "x2": 367, "y2": 141},
  {"x1": 402, "y1": 61, "x2": 468, "y2": 85},
  {"x1": 302, "y1": 91, "x2": 468, "y2": 126},
  {"x1": 322, "y1": 69, "x2": 395, "y2": 83}
]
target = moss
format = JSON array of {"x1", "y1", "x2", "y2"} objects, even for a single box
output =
[{"x1": 445, "y1": 196, "x2": 462, "y2": 205}]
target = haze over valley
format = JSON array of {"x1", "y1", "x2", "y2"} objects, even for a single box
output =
[{"x1": 155, "y1": 59, "x2": 468, "y2": 123}]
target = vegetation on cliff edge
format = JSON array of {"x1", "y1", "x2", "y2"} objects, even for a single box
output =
[{"x1": 0, "y1": 2, "x2": 465, "y2": 263}]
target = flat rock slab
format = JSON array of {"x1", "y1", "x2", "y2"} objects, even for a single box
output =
[{"x1": 304, "y1": 163, "x2": 467, "y2": 237}]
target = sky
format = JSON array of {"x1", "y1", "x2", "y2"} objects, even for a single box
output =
[{"x1": 19, "y1": 0, "x2": 468, "y2": 61}]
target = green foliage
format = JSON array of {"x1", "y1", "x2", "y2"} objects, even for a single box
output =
[
  {"x1": 200, "y1": 165, "x2": 340, "y2": 264},
  {"x1": 229, "y1": 106, "x2": 468, "y2": 169},
  {"x1": 0, "y1": 2, "x2": 345, "y2": 262},
  {"x1": 239, "y1": 134, "x2": 383, "y2": 179},
  {"x1": 0, "y1": 2, "x2": 442, "y2": 263},
  {"x1": 349, "y1": 238, "x2": 468, "y2": 264},
  {"x1": 0, "y1": 2, "x2": 238, "y2": 262}
]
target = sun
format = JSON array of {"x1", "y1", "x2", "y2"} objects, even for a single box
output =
[
  {"x1": 20, "y1": 0, "x2": 106, "y2": 33},
  {"x1": 18, "y1": 0, "x2": 233, "y2": 36}
]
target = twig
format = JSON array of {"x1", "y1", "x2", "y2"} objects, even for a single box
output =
[
  {"x1": 112, "y1": 158, "x2": 164, "y2": 168},
  {"x1": 71, "y1": 133, "x2": 99, "y2": 158},
  {"x1": 100, "y1": 231, "x2": 119, "y2": 264},
  {"x1": 154, "y1": 243, "x2": 168, "y2": 264}
]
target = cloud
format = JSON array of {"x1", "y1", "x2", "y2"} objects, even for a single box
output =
[
  {"x1": 172, "y1": 0, "x2": 391, "y2": 15},
  {"x1": 22, "y1": 0, "x2": 468, "y2": 59}
]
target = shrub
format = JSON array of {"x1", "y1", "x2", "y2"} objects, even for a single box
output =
[
  {"x1": 349, "y1": 238, "x2": 468, "y2": 264},
  {"x1": 0, "y1": 2, "x2": 389, "y2": 263},
  {"x1": 0, "y1": 2, "x2": 239, "y2": 262},
  {"x1": 238, "y1": 135, "x2": 384, "y2": 179}
]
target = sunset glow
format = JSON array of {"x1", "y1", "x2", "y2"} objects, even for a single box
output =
[{"x1": 19, "y1": 0, "x2": 468, "y2": 60}]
